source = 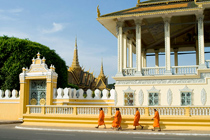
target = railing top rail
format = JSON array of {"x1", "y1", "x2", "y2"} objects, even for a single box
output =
[
  {"x1": 142, "y1": 67, "x2": 165, "y2": 69},
  {"x1": 26, "y1": 105, "x2": 210, "y2": 108},
  {"x1": 123, "y1": 68, "x2": 136, "y2": 70},
  {"x1": 171, "y1": 65, "x2": 199, "y2": 68},
  {"x1": 206, "y1": 60, "x2": 210, "y2": 62}
]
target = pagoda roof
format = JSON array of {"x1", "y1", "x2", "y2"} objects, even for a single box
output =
[
  {"x1": 99, "y1": 0, "x2": 200, "y2": 19},
  {"x1": 97, "y1": 0, "x2": 210, "y2": 53}
]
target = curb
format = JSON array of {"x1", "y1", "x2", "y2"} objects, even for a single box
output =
[
  {"x1": 0, "y1": 121, "x2": 23, "y2": 124},
  {"x1": 15, "y1": 126, "x2": 210, "y2": 136}
]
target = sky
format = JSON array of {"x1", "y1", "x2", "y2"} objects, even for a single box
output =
[{"x1": 0, "y1": 0, "x2": 209, "y2": 84}]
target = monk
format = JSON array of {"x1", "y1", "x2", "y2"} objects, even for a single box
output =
[
  {"x1": 111, "y1": 108, "x2": 122, "y2": 131},
  {"x1": 95, "y1": 108, "x2": 106, "y2": 129},
  {"x1": 151, "y1": 109, "x2": 161, "y2": 131},
  {"x1": 133, "y1": 108, "x2": 144, "y2": 130}
]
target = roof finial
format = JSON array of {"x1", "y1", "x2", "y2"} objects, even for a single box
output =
[
  {"x1": 75, "y1": 36, "x2": 77, "y2": 49},
  {"x1": 99, "y1": 58, "x2": 105, "y2": 77},
  {"x1": 137, "y1": 0, "x2": 140, "y2": 4},
  {"x1": 97, "y1": 5, "x2": 101, "y2": 18}
]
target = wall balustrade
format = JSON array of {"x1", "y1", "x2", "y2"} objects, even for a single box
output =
[
  {"x1": 54, "y1": 88, "x2": 115, "y2": 100},
  {"x1": 26, "y1": 106, "x2": 210, "y2": 116},
  {"x1": 171, "y1": 65, "x2": 198, "y2": 75},
  {"x1": 190, "y1": 107, "x2": 210, "y2": 116},
  {"x1": 0, "y1": 89, "x2": 20, "y2": 99},
  {"x1": 122, "y1": 68, "x2": 136, "y2": 76},
  {"x1": 142, "y1": 67, "x2": 165, "y2": 76}
]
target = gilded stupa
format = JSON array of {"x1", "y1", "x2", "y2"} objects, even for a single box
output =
[{"x1": 68, "y1": 38, "x2": 108, "y2": 91}]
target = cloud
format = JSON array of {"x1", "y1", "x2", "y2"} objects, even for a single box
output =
[{"x1": 41, "y1": 22, "x2": 64, "y2": 34}]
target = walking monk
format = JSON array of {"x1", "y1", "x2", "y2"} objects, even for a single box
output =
[
  {"x1": 133, "y1": 108, "x2": 144, "y2": 130},
  {"x1": 111, "y1": 108, "x2": 122, "y2": 130},
  {"x1": 151, "y1": 109, "x2": 161, "y2": 131},
  {"x1": 95, "y1": 108, "x2": 106, "y2": 129}
]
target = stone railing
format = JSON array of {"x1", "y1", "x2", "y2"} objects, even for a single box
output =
[
  {"x1": 54, "y1": 88, "x2": 115, "y2": 100},
  {"x1": 149, "y1": 107, "x2": 185, "y2": 116},
  {"x1": 171, "y1": 65, "x2": 199, "y2": 75},
  {"x1": 122, "y1": 68, "x2": 136, "y2": 76},
  {"x1": 0, "y1": 89, "x2": 20, "y2": 99},
  {"x1": 142, "y1": 67, "x2": 165, "y2": 76},
  {"x1": 190, "y1": 107, "x2": 210, "y2": 116},
  {"x1": 206, "y1": 60, "x2": 210, "y2": 68},
  {"x1": 26, "y1": 106, "x2": 210, "y2": 116}
]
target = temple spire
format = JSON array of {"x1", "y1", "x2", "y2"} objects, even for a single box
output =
[
  {"x1": 70, "y1": 36, "x2": 81, "y2": 69},
  {"x1": 99, "y1": 58, "x2": 105, "y2": 77}
]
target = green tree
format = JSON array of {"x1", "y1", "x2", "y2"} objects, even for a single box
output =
[{"x1": 0, "y1": 36, "x2": 68, "y2": 90}]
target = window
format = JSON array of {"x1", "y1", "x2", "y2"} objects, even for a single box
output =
[
  {"x1": 149, "y1": 92, "x2": 159, "y2": 106},
  {"x1": 123, "y1": 87, "x2": 135, "y2": 106},
  {"x1": 181, "y1": 92, "x2": 191, "y2": 106},
  {"x1": 179, "y1": 86, "x2": 193, "y2": 106},
  {"x1": 124, "y1": 93, "x2": 134, "y2": 106}
]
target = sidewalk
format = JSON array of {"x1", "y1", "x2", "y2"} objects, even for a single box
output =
[
  {"x1": 0, "y1": 120, "x2": 23, "y2": 124},
  {"x1": 15, "y1": 125, "x2": 210, "y2": 136}
]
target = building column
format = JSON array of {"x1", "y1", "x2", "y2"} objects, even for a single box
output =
[
  {"x1": 197, "y1": 13, "x2": 206, "y2": 69},
  {"x1": 123, "y1": 34, "x2": 127, "y2": 69},
  {"x1": 116, "y1": 21, "x2": 124, "y2": 76},
  {"x1": 164, "y1": 17, "x2": 172, "y2": 75},
  {"x1": 135, "y1": 19, "x2": 142, "y2": 76},
  {"x1": 155, "y1": 49, "x2": 159, "y2": 67},
  {"x1": 128, "y1": 39, "x2": 133, "y2": 68}
]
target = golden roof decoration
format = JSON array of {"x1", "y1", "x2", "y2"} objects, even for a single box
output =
[{"x1": 97, "y1": 5, "x2": 101, "y2": 17}]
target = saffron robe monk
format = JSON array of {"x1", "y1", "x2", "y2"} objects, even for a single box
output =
[
  {"x1": 151, "y1": 109, "x2": 161, "y2": 131},
  {"x1": 95, "y1": 108, "x2": 106, "y2": 129},
  {"x1": 133, "y1": 108, "x2": 144, "y2": 130},
  {"x1": 111, "y1": 108, "x2": 122, "y2": 130}
]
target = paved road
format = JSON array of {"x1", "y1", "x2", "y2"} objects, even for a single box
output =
[{"x1": 0, "y1": 124, "x2": 209, "y2": 140}]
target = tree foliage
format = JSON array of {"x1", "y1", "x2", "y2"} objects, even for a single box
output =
[{"x1": 0, "y1": 36, "x2": 68, "y2": 90}]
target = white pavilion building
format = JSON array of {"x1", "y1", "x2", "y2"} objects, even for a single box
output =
[{"x1": 97, "y1": 0, "x2": 210, "y2": 107}]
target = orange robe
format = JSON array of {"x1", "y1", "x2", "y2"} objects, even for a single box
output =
[
  {"x1": 98, "y1": 110, "x2": 105, "y2": 125},
  {"x1": 153, "y1": 111, "x2": 160, "y2": 128},
  {"x1": 112, "y1": 110, "x2": 122, "y2": 128},
  {"x1": 133, "y1": 110, "x2": 140, "y2": 126}
]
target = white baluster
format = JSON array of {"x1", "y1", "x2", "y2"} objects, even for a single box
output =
[
  {"x1": 63, "y1": 88, "x2": 70, "y2": 99},
  {"x1": 57, "y1": 88, "x2": 63, "y2": 98},
  {"x1": 102, "y1": 89, "x2": 109, "y2": 99},
  {"x1": 94, "y1": 89, "x2": 101, "y2": 99},
  {"x1": 86, "y1": 89, "x2": 92, "y2": 99}
]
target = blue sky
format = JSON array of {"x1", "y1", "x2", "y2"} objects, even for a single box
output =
[{"x1": 0, "y1": 0, "x2": 209, "y2": 84}]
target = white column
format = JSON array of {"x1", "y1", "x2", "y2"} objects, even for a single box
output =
[
  {"x1": 197, "y1": 14, "x2": 206, "y2": 69},
  {"x1": 164, "y1": 17, "x2": 172, "y2": 75},
  {"x1": 123, "y1": 34, "x2": 127, "y2": 69},
  {"x1": 135, "y1": 19, "x2": 142, "y2": 76},
  {"x1": 116, "y1": 21, "x2": 124, "y2": 76},
  {"x1": 128, "y1": 39, "x2": 133, "y2": 68},
  {"x1": 155, "y1": 49, "x2": 159, "y2": 67}
]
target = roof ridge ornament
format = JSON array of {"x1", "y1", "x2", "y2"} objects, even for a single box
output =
[
  {"x1": 137, "y1": 0, "x2": 140, "y2": 4},
  {"x1": 97, "y1": 5, "x2": 101, "y2": 18}
]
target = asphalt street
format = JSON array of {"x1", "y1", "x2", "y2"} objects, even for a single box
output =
[{"x1": 0, "y1": 124, "x2": 209, "y2": 140}]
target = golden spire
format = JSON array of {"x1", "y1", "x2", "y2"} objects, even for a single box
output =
[
  {"x1": 70, "y1": 36, "x2": 81, "y2": 69},
  {"x1": 97, "y1": 5, "x2": 101, "y2": 18},
  {"x1": 98, "y1": 58, "x2": 105, "y2": 77}
]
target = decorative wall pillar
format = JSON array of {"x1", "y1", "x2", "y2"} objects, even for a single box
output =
[
  {"x1": 155, "y1": 49, "x2": 159, "y2": 67},
  {"x1": 164, "y1": 16, "x2": 172, "y2": 75},
  {"x1": 196, "y1": 13, "x2": 206, "y2": 69},
  {"x1": 128, "y1": 39, "x2": 133, "y2": 68},
  {"x1": 116, "y1": 21, "x2": 124, "y2": 76},
  {"x1": 123, "y1": 34, "x2": 127, "y2": 69},
  {"x1": 135, "y1": 19, "x2": 142, "y2": 76}
]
